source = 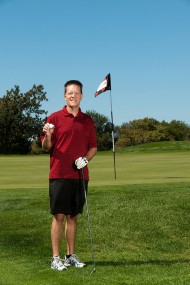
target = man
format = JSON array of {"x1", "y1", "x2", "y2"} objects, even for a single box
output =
[{"x1": 41, "y1": 80, "x2": 97, "y2": 271}]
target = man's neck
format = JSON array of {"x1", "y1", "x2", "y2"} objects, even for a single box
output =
[{"x1": 66, "y1": 105, "x2": 80, "y2": 117}]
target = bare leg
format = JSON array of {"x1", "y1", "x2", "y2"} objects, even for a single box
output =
[
  {"x1": 51, "y1": 214, "x2": 65, "y2": 257},
  {"x1": 65, "y1": 215, "x2": 78, "y2": 255}
]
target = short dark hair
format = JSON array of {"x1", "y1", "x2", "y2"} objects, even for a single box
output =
[{"x1": 64, "y1": 80, "x2": 83, "y2": 94}]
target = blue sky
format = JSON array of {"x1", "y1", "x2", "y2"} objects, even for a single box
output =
[{"x1": 0, "y1": 0, "x2": 190, "y2": 126}]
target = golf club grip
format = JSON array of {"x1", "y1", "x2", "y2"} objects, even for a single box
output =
[
  {"x1": 81, "y1": 168, "x2": 88, "y2": 201},
  {"x1": 81, "y1": 166, "x2": 85, "y2": 180},
  {"x1": 81, "y1": 167, "x2": 86, "y2": 191}
]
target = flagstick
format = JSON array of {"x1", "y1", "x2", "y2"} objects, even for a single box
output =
[{"x1": 109, "y1": 90, "x2": 116, "y2": 179}]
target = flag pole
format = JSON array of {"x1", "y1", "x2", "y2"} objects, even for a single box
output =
[
  {"x1": 94, "y1": 73, "x2": 116, "y2": 179},
  {"x1": 109, "y1": 89, "x2": 116, "y2": 179}
]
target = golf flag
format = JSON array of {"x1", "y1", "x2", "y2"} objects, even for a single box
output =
[
  {"x1": 94, "y1": 73, "x2": 116, "y2": 179},
  {"x1": 94, "y1": 73, "x2": 111, "y2": 97}
]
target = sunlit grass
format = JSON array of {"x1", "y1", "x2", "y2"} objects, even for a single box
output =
[
  {"x1": 0, "y1": 183, "x2": 190, "y2": 285},
  {"x1": 0, "y1": 142, "x2": 190, "y2": 284}
]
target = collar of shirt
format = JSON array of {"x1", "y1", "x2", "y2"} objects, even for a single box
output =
[{"x1": 62, "y1": 105, "x2": 83, "y2": 118}]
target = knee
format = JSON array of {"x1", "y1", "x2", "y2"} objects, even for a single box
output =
[
  {"x1": 67, "y1": 215, "x2": 78, "y2": 223},
  {"x1": 53, "y1": 214, "x2": 65, "y2": 223}
]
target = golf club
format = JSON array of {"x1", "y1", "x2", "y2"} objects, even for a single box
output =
[{"x1": 81, "y1": 167, "x2": 96, "y2": 273}]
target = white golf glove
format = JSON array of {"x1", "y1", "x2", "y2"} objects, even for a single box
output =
[{"x1": 75, "y1": 157, "x2": 88, "y2": 169}]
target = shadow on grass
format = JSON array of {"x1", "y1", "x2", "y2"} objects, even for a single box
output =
[{"x1": 87, "y1": 259, "x2": 190, "y2": 267}]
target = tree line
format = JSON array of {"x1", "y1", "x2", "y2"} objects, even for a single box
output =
[{"x1": 0, "y1": 85, "x2": 189, "y2": 154}]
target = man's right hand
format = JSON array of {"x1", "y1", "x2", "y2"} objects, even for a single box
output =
[{"x1": 43, "y1": 123, "x2": 55, "y2": 136}]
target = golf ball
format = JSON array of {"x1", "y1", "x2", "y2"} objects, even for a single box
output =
[{"x1": 48, "y1": 123, "x2": 54, "y2": 128}]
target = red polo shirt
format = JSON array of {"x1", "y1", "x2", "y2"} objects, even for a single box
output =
[{"x1": 41, "y1": 106, "x2": 97, "y2": 180}]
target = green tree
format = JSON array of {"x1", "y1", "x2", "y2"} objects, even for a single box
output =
[
  {"x1": 116, "y1": 117, "x2": 190, "y2": 149},
  {"x1": 168, "y1": 120, "x2": 189, "y2": 141},
  {"x1": 0, "y1": 85, "x2": 48, "y2": 154},
  {"x1": 85, "y1": 110, "x2": 114, "y2": 150},
  {"x1": 116, "y1": 118, "x2": 170, "y2": 148}
]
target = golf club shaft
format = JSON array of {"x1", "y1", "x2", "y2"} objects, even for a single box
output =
[{"x1": 81, "y1": 168, "x2": 96, "y2": 271}]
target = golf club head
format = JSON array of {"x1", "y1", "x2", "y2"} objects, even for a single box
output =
[{"x1": 90, "y1": 268, "x2": 96, "y2": 274}]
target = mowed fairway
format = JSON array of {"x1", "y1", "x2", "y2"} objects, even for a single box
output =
[
  {"x1": 0, "y1": 143, "x2": 190, "y2": 285},
  {"x1": 1, "y1": 150, "x2": 190, "y2": 188}
]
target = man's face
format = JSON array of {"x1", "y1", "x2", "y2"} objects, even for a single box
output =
[{"x1": 64, "y1": 84, "x2": 83, "y2": 108}]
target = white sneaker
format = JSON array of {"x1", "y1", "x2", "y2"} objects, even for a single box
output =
[
  {"x1": 64, "y1": 254, "x2": 86, "y2": 268},
  {"x1": 51, "y1": 256, "x2": 67, "y2": 271}
]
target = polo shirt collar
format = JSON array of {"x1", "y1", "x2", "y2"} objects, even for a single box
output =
[{"x1": 62, "y1": 106, "x2": 83, "y2": 118}]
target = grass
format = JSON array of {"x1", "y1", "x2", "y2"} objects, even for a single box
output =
[
  {"x1": 118, "y1": 141, "x2": 190, "y2": 153},
  {"x1": 0, "y1": 141, "x2": 190, "y2": 284}
]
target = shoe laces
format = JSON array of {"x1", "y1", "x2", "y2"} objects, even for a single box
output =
[
  {"x1": 70, "y1": 254, "x2": 82, "y2": 264},
  {"x1": 53, "y1": 257, "x2": 64, "y2": 265}
]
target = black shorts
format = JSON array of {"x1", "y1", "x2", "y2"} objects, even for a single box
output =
[{"x1": 49, "y1": 179, "x2": 88, "y2": 216}]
